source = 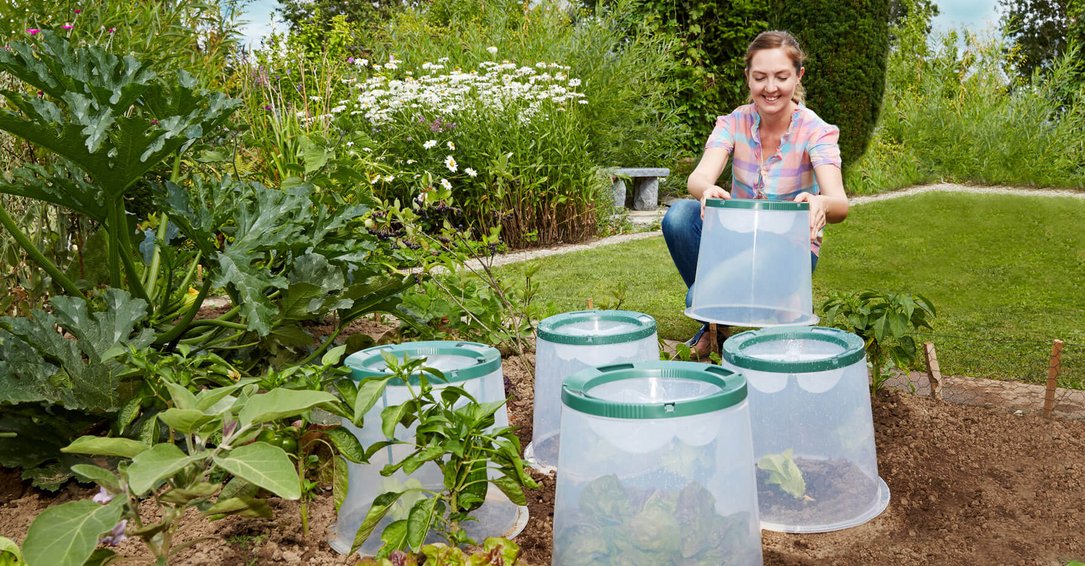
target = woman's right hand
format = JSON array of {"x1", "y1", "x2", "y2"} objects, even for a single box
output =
[{"x1": 699, "y1": 185, "x2": 731, "y2": 218}]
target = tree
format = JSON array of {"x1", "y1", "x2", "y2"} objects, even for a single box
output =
[
  {"x1": 771, "y1": 0, "x2": 893, "y2": 167},
  {"x1": 999, "y1": 0, "x2": 1071, "y2": 78}
]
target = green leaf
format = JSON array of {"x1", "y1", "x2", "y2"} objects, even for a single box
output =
[
  {"x1": 157, "y1": 408, "x2": 215, "y2": 434},
  {"x1": 0, "y1": 535, "x2": 22, "y2": 564},
  {"x1": 379, "y1": 519, "x2": 410, "y2": 556},
  {"x1": 393, "y1": 444, "x2": 446, "y2": 476},
  {"x1": 158, "y1": 482, "x2": 219, "y2": 505},
  {"x1": 203, "y1": 497, "x2": 273, "y2": 519},
  {"x1": 333, "y1": 457, "x2": 349, "y2": 512},
  {"x1": 69, "y1": 465, "x2": 120, "y2": 493},
  {"x1": 757, "y1": 449, "x2": 806, "y2": 499},
  {"x1": 351, "y1": 491, "x2": 404, "y2": 554},
  {"x1": 299, "y1": 135, "x2": 332, "y2": 174},
  {"x1": 406, "y1": 497, "x2": 438, "y2": 550},
  {"x1": 22, "y1": 498, "x2": 123, "y2": 566},
  {"x1": 381, "y1": 401, "x2": 415, "y2": 439},
  {"x1": 238, "y1": 388, "x2": 337, "y2": 428},
  {"x1": 490, "y1": 475, "x2": 528, "y2": 507},
  {"x1": 82, "y1": 548, "x2": 116, "y2": 566},
  {"x1": 212, "y1": 441, "x2": 301, "y2": 500},
  {"x1": 62, "y1": 436, "x2": 149, "y2": 459},
  {"x1": 354, "y1": 377, "x2": 392, "y2": 426},
  {"x1": 194, "y1": 379, "x2": 255, "y2": 412},
  {"x1": 325, "y1": 427, "x2": 366, "y2": 464},
  {"x1": 127, "y1": 443, "x2": 199, "y2": 496}
]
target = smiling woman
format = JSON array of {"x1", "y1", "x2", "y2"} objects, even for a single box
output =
[{"x1": 662, "y1": 30, "x2": 849, "y2": 357}]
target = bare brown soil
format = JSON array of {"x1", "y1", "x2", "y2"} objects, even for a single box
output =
[{"x1": 3, "y1": 349, "x2": 1085, "y2": 565}]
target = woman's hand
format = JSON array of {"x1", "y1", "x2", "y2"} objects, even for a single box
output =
[
  {"x1": 793, "y1": 192, "x2": 826, "y2": 241},
  {"x1": 699, "y1": 185, "x2": 731, "y2": 218}
]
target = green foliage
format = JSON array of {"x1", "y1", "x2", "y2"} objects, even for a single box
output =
[
  {"x1": 618, "y1": 0, "x2": 770, "y2": 149},
  {"x1": 0, "y1": 535, "x2": 23, "y2": 566},
  {"x1": 846, "y1": 0, "x2": 1085, "y2": 194},
  {"x1": 0, "y1": 31, "x2": 237, "y2": 299},
  {"x1": 20, "y1": 369, "x2": 356, "y2": 566},
  {"x1": 553, "y1": 474, "x2": 757, "y2": 564},
  {"x1": 769, "y1": 0, "x2": 892, "y2": 167},
  {"x1": 756, "y1": 449, "x2": 806, "y2": 499},
  {"x1": 357, "y1": 537, "x2": 521, "y2": 566},
  {"x1": 999, "y1": 0, "x2": 1072, "y2": 78},
  {"x1": 349, "y1": 354, "x2": 538, "y2": 557},
  {"x1": 820, "y1": 289, "x2": 936, "y2": 392}
]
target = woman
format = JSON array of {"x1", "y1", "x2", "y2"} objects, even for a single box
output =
[{"x1": 662, "y1": 30, "x2": 849, "y2": 357}]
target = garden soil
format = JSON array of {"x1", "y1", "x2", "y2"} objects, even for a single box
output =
[{"x1": 4, "y1": 350, "x2": 1085, "y2": 565}]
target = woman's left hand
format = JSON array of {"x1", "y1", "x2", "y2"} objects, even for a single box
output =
[{"x1": 793, "y1": 193, "x2": 825, "y2": 241}]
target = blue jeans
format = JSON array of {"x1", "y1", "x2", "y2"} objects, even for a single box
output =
[{"x1": 661, "y1": 199, "x2": 818, "y2": 325}]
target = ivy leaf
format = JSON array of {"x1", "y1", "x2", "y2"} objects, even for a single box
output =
[
  {"x1": 22, "y1": 498, "x2": 123, "y2": 566},
  {"x1": 757, "y1": 449, "x2": 806, "y2": 499}
]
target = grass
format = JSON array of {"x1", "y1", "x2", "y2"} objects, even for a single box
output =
[{"x1": 497, "y1": 191, "x2": 1085, "y2": 388}]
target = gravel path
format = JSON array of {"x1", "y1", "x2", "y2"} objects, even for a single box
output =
[{"x1": 482, "y1": 183, "x2": 1085, "y2": 267}]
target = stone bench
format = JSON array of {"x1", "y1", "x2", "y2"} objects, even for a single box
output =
[{"x1": 610, "y1": 167, "x2": 669, "y2": 211}]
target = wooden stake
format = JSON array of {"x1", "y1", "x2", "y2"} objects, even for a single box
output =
[
  {"x1": 1042, "y1": 339, "x2": 1065, "y2": 418},
  {"x1": 923, "y1": 342, "x2": 942, "y2": 401},
  {"x1": 586, "y1": 297, "x2": 594, "y2": 309},
  {"x1": 708, "y1": 324, "x2": 719, "y2": 358}
]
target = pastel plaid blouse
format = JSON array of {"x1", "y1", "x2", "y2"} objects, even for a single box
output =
[{"x1": 705, "y1": 104, "x2": 841, "y2": 201}]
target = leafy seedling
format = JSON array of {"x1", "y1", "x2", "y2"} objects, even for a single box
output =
[{"x1": 757, "y1": 449, "x2": 809, "y2": 501}]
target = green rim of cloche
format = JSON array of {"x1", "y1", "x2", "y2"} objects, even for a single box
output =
[
  {"x1": 722, "y1": 326, "x2": 865, "y2": 373},
  {"x1": 345, "y1": 341, "x2": 500, "y2": 385},
  {"x1": 537, "y1": 310, "x2": 657, "y2": 346},
  {"x1": 561, "y1": 361, "x2": 746, "y2": 419},
  {"x1": 704, "y1": 198, "x2": 809, "y2": 211}
]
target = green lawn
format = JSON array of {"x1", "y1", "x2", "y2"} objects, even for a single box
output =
[{"x1": 497, "y1": 191, "x2": 1085, "y2": 387}]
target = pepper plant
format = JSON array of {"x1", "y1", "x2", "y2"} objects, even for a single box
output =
[
  {"x1": 820, "y1": 289, "x2": 937, "y2": 392},
  {"x1": 349, "y1": 353, "x2": 538, "y2": 557}
]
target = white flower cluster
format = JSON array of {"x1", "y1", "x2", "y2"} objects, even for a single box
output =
[{"x1": 350, "y1": 59, "x2": 588, "y2": 126}]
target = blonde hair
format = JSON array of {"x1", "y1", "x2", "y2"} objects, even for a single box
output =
[{"x1": 745, "y1": 30, "x2": 806, "y2": 105}]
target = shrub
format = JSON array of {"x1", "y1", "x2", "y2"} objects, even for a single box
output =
[
  {"x1": 770, "y1": 0, "x2": 892, "y2": 168},
  {"x1": 619, "y1": 0, "x2": 770, "y2": 151},
  {"x1": 844, "y1": 0, "x2": 1085, "y2": 194}
]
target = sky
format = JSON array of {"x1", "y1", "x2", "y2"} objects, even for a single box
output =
[{"x1": 235, "y1": 0, "x2": 1003, "y2": 49}]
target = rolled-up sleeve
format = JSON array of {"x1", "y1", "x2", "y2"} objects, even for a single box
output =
[
  {"x1": 808, "y1": 124, "x2": 841, "y2": 168},
  {"x1": 705, "y1": 114, "x2": 735, "y2": 151}
]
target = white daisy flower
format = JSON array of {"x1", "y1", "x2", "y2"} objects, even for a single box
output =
[
  {"x1": 465, "y1": 167, "x2": 477, "y2": 178},
  {"x1": 423, "y1": 139, "x2": 438, "y2": 149},
  {"x1": 440, "y1": 178, "x2": 452, "y2": 190},
  {"x1": 447, "y1": 141, "x2": 456, "y2": 150},
  {"x1": 445, "y1": 155, "x2": 458, "y2": 172}
]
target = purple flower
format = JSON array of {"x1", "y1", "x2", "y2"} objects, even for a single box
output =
[
  {"x1": 74, "y1": 8, "x2": 82, "y2": 13},
  {"x1": 99, "y1": 520, "x2": 127, "y2": 547},
  {"x1": 108, "y1": 27, "x2": 116, "y2": 34},
  {"x1": 26, "y1": 28, "x2": 40, "y2": 36},
  {"x1": 62, "y1": 23, "x2": 74, "y2": 30},
  {"x1": 263, "y1": 104, "x2": 273, "y2": 111},
  {"x1": 347, "y1": 57, "x2": 354, "y2": 63},
  {"x1": 92, "y1": 486, "x2": 114, "y2": 504}
]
